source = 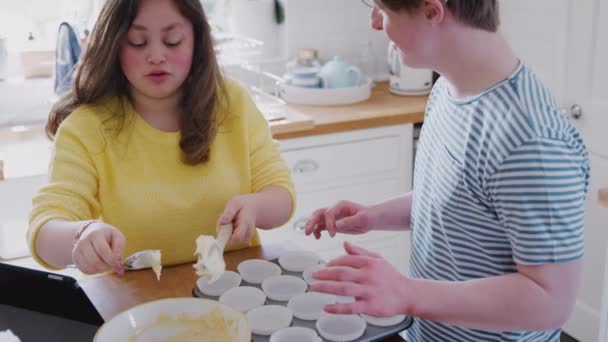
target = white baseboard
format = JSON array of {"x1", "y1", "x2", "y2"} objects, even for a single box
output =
[{"x1": 563, "y1": 300, "x2": 600, "y2": 342}]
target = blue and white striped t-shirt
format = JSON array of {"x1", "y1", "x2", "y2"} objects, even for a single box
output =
[{"x1": 407, "y1": 63, "x2": 590, "y2": 342}]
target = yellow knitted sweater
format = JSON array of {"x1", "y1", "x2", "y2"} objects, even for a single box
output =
[{"x1": 28, "y1": 80, "x2": 295, "y2": 269}]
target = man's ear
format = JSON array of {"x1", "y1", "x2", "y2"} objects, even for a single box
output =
[{"x1": 423, "y1": 0, "x2": 447, "y2": 25}]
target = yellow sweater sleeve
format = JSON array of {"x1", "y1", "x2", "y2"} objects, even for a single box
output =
[
  {"x1": 28, "y1": 108, "x2": 103, "y2": 269},
  {"x1": 232, "y1": 81, "x2": 296, "y2": 224}
]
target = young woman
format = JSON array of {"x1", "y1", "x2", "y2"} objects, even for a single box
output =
[{"x1": 28, "y1": 0, "x2": 294, "y2": 276}]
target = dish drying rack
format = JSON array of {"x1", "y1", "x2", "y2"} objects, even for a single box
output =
[{"x1": 214, "y1": 32, "x2": 288, "y2": 122}]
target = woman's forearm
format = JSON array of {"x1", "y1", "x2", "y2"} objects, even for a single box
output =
[
  {"x1": 369, "y1": 191, "x2": 413, "y2": 231},
  {"x1": 35, "y1": 219, "x2": 82, "y2": 268},
  {"x1": 253, "y1": 185, "x2": 293, "y2": 229}
]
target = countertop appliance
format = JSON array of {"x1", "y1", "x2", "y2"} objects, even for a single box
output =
[{"x1": 388, "y1": 41, "x2": 433, "y2": 96}]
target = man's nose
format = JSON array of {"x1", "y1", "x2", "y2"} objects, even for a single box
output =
[{"x1": 370, "y1": 7, "x2": 383, "y2": 30}]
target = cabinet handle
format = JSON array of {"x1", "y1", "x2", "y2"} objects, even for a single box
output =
[
  {"x1": 560, "y1": 104, "x2": 583, "y2": 120},
  {"x1": 293, "y1": 217, "x2": 309, "y2": 233},
  {"x1": 292, "y1": 159, "x2": 319, "y2": 174}
]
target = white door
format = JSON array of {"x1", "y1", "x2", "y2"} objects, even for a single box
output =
[{"x1": 500, "y1": 0, "x2": 608, "y2": 341}]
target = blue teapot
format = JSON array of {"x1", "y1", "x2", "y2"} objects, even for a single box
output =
[{"x1": 318, "y1": 56, "x2": 362, "y2": 88}]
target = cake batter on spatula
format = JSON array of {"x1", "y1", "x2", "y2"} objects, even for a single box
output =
[{"x1": 193, "y1": 223, "x2": 234, "y2": 283}]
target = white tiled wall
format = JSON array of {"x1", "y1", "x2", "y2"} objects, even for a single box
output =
[{"x1": 284, "y1": 0, "x2": 390, "y2": 79}]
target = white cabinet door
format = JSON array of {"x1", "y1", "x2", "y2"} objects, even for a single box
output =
[
  {"x1": 267, "y1": 124, "x2": 414, "y2": 273},
  {"x1": 258, "y1": 178, "x2": 411, "y2": 273},
  {"x1": 279, "y1": 124, "x2": 413, "y2": 193},
  {"x1": 0, "y1": 175, "x2": 46, "y2": 259},
  {"x1": 501, "y1": 0, "x2": 605, "y2": 157},
  {"x1": 501, "y1": 1, "x2": 607, "y2": 340},
  {"x1": 575, "y1": 154, "x2": 608, "y2": 342},
  {"x1": 566, "y1": 0, "x2": 608, "y2": 159}
]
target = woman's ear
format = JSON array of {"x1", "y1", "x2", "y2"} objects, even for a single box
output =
[{"x1": 423, "y1": 0, "x2": 447, "y2": 25}]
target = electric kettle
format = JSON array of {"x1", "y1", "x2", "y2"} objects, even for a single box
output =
[{"x1": 387, "y1": 41, "x2": 433, "y2": 96}]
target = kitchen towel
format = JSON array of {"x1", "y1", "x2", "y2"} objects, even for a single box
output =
[{"x1": 54, "y1": 22, "x2": 82, "y2": 95}]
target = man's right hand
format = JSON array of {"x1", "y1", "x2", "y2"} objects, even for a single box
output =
[
  {"x1": 72, "y1": 221, "x2": 125, "y2": 275},
  {"x1": 304, "y1": 200, "x2": 374, "y2": 239}
]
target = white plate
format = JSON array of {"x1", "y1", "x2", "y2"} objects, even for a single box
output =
[
  {"x1": 262, "y1": 275, "x2": 308, "y2": 301},
  {"x1": 287, "y1": 292, "x2": 335, "y2": 321},
  {"x1": 196, "y1": 271, "x2": 242, "y2": 297},
  {"x1": 94, "y1": 297, "x2": 250, "y2": 342},
  {"x1": 246, "y1": 305, "x2": 293, "y2": 336},
  {"x1": 237, "y1": 259, "x2": 282, "y2": 284},
  {"x1": 279, "y1": 78, "x2": 373, "y2": 106},
  {"x1": 316, "y1": 314, "x2": 367, "y2": 342},
  {"x1": 270, "y1": 326, "x2": 322, "y2": 342},
  {"x1": 219, "y1": 286, "x2": 266, "y2": 313},
  {"x1": 360, "y1": 314, "x2": 406, "y2": 327},
  {"x1": 278, "y1": 251, "x2": 321, "y2": 272},
  {"x1": 302, "y1": 264, "x2": 326, "y2": 285}
]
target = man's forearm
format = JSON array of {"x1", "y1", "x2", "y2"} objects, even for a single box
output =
[
  {"x1": 404, "y1": 268, "x2": 578, "y2": 332},
  {"x1": 369, "y1": 192, "x2": 413, "y2": 231},
  {"x1": 254, "y1": 185, "x2": 293, "y2": 229}
]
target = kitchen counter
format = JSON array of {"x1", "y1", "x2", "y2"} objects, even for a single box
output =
[
  {"x1": 80, "y1": 243, "x2": 292, "y2": 321},
  {"x1": 272, "y1": 81, "x2": 427, "y2": 140}
]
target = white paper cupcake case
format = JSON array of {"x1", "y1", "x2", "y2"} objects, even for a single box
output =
[
  {"x1": 360, "y1": 314, "x2": 406, "y2": 327},
  {"x1": 218, "y1": 286, "x2": 266, "y2": 313},
  {"x1": 262, "y1": 275, "x2": 308, "y2": 301},
  {"x1": 246, "y1": 305, "x2": 293, "y2": 336},
  {"x1": 196, "y1": 270, "x2": 242, "y2": 297},
  {"x1": 302, "y1": 264, "x2": 326, "y2": 285},
  {"x1": 316, "y1": 314, "x2": 367, "y2": 342},
  {"x1": 287, "y1": 292, "x2": 336, "y2": 321},
  {"x1": 270, "y1": 326, "x2": 322, "y2": 342},
  {"x1": 278, "y1": 251, "x2": 321, "y2": 272},
  {"x1": 237, "y1": 259, "x2": 282, "y2": 284}
]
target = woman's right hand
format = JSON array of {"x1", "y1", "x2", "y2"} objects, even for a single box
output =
[
  {"x1": 72, "y1": 221, "x2": 126, "y2": 275},
  {"x1": 304, "y1": 200, "x2": 374, "y2": 239}
]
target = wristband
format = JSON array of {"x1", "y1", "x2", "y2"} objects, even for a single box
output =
[{"x1": 73, "y1": 220, "x2": 100, "y2": 244}]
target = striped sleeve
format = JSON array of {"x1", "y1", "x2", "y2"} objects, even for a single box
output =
[{"x1": 487, "y1": 137, "x2": 589, "y2": 265}]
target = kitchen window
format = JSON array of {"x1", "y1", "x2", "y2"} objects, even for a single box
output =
[
  {"x1": 0, "y1": 0, "x2": 284, "y2": 129},
  {"x1": 0, "y1": 0, "x2": 99, "y2": 128}
]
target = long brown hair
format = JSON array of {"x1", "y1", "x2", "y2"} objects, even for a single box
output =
[
  {"x1": 47, "y1": 0, "x2": 227, "y2": 165},
  {"x1": 381, "y1": 0, "x2": 500, "y2": 32}
]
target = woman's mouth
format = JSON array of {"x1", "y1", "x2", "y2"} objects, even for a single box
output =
[{"x1": 146, "y1": 71, "x2": 170, "y2": 83}]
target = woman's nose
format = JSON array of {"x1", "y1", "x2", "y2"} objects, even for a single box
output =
[
  {"x1": 147, "y1": 42, "x2": 167, "y2": 65},
  {"x1": 370, "y1": 7, "x2": 383, "y2": 30}
]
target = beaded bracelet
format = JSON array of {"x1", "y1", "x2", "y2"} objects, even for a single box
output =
[{"x1": 73, "y1": 220, "x2": 100, "y2": 244}]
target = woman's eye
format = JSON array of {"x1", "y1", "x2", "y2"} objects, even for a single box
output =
[
  {"x1": 129, "y1": 41, "x2": 146, "y2": 48},
  {"x1": 165, "y1": 40, "x2": 182, "y2": 47}
]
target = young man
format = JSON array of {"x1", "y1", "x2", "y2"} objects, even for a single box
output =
[{"x1": 304, "y1": 0, "x2": 590, "y2": 340}]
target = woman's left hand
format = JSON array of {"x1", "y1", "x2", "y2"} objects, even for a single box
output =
[
  {"x1": 218, "y1": 194, "x2": 258, "y2": 245},
  {"x1": 311, "y1": 241, "x2": 412, "y2": 317}
]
